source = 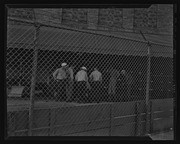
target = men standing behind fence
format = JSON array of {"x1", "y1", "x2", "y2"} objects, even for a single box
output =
[
  {"x1": 120, "y1": 70, "x2": 134, "y2": 101},
  {"x1": 89, "y1": 68, "x2": 102, "y2": 103},
  {"x1": 108, "y1": 68, "x2": 120, "y2": 102},
  {"x1": 66, "y1": 65, "x2": 74, "y2": 102},
  {"x1": 52, "y1": 62, "x2": 70, "y2": 102},
  {"x1": 75, "y1": 66, "x2": 90, "y2": 103}
]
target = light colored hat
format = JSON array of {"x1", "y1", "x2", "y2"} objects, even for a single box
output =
[
  {"x1": 61, "y1": 63, "x2": 67, "y2": 67},
  {"x1": 81, "y1": 66, "x2": 87, "y2": 70}
]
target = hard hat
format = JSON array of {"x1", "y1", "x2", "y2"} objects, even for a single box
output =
[
  {"x1": 81, "y1": 66, "x2": 87, "y2": 70},
  {"x1": 61, "y1": 63, "x2": 67, "y2": 67}
]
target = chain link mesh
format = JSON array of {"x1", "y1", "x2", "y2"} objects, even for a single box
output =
[{"x1": 6, "y1": 8, "x2": 174, "y2": 136}]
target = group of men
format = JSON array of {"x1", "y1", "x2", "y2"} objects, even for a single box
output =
[{"x1": 51, "y1": 62, "x2": 133, "y2": 103}]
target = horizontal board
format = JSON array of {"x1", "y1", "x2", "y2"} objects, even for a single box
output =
[
  {"x1": 14, "y1": 111, "x2": 29, "y2": 131},
  {"x1": 54, "y1": 120, "x2": 110, "y2": 135},
  {"x1": 112, "y1": 101, "x2": 136, "y2": 117},
  {"x1": 152, "y1": 117, "x2": 173, "y2": 132},
  {"x1": 8, "y1": 25, "x2": 148, "y2": 57},
  {"x1": 32, "y1": 128, "x2": 49, "y2": 136},
  {"x1": 111, "y1": 123, "x2": 136, "y2": 136},
  {"x1": 63, "y1": 128, "x2": 109, "y2": 136},
  {"x1": 153, "y1": 110, "x2": 173, "y2": 119},
  {"x1": 112, "y1": 115, "x2": 136, "y2": 126},
  {"x1": 151, "y1": 98, "x2": 173, "y2": 112},
  {"x1": 15, "y1": 130, "x2": 28, "y2": 136},
  {"x1": 33, "y1": 109, "x2": 50, "y2": 128},
  {"x1": 55, "y1": 104, "x2": 111, "y2": 125}
]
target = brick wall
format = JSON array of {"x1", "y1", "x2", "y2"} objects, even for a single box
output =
[
  {"x1": 98, "y1": 8, "x2": 123, "y2": 29},
  {"x1": 123, "y1": 9, "x2": 134, "y2": 32},
  {"x1": 157, "y1": 4, "x2": 173, "y2": 35},
  {"x1": 61, "y1": 8, "x2": 88, "y2": 29},
  {"x1": 8, "y1": 5, "x2": 173, "y2": 35},
  {"x1": 87, "y1": 9, "x2": 99, "y2": 29},
  {"x1": 35, "y1": 8, "x2": 62, "y2": 26}
]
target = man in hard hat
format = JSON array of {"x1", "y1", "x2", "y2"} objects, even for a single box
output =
[
  {"x1": 89, "y1": 67, "x2": 102, "y2": 103},
  {"x1": 75, "y1": 66, "x2": 90, "y2": 103},
  {"x1": 108, "y1": 68, "x2": 120, "y2": 102},
  {"x1": 120, "y1": 70, "x2": 134, "y2": 102},
  {"x1": 52, "y1": 62, "x2": 70, "y2": 102}
]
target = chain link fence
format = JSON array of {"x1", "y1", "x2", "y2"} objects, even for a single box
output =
[{"x1": 6, "y1": 8, "x2": 174, "y2": 136}]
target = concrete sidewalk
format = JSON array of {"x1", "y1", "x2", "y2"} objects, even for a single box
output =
[{"x1": 149, "y1": 131, "x2": 174, "y2": 140}]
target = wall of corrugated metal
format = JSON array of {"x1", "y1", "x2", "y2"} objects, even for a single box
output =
[{"x1": 7, "y1": 25, "x2": 173, "y2": 58}]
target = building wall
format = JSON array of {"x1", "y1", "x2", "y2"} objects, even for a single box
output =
[
  {"x1": 8, "y1": 4, "x2": 173, "y2": 35},
  {"x1": 7, "y1": 5, "x2": 173, "y2": 85}
]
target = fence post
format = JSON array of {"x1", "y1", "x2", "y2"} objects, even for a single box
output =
[
  {"x1": 135, "y1": 101, "x2": 141, "y2": 136},
  {"x1": 149, "y1": 101, "x2": 153, "y2": 134},
  {"x1": 145, "y1": 43, "x2": 151, "y2": 135},
  {"x1": 28, "y1": 23, "x2": 40, "y2": 136},
  {"x1": 139, "y1": 31, "x2": 151, "y2": 135}
]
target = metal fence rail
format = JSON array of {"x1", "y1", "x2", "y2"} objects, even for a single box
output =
[{"x1": 6, "y1": 8, "x2": 174, "y2": 137}]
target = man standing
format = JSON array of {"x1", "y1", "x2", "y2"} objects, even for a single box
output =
[
  {"x1": 102, "y1": 70, "x2": 110, "y2": 102},
  {"x1": 52, "y1": 62, "x2": 69, "y2": 102},
  {"x1": 120, "y1": 70, "x2": 134, "y2": 101},
  {"x1": 75, "y1": 66, "x2": 90, "y2": 103},
  {"x1": 66, "y1": 65, "x2": 74, "y2": 102},
  {"x1": 89, "y1": 68, "x2": 102, "y2": 103},
  {"x1": 108, "y1": 68, "x2": 120, "y2": 102}
]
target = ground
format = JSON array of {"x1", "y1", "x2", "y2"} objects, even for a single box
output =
[{"x1": 149, "y1": 130, "x2": 174, "y2": 140}]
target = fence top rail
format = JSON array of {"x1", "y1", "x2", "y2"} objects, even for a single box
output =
[{"x1": 7, "y1": 17, "x2": 173, "y2": 48}]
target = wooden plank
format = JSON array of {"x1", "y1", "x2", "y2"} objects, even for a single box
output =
[
  {"x1": 32, "y1": 129, "x2": 49, "y2": 136},
  {"x1": 135, "y1": 102, "x2": 141, "y2": 136},
  {"x1": 113, "y1": 101, "x2": 136, "y2": 117},
  {"x1": 64, "y1": 128, "x2": 109, "y2": 136},
  {"x1": 33, "y1": 109, "x2": 50, "y2": 129},
  {"x1": 112, "y1": 115, "x2": 136, "y2": 126},
  {"x1": 7, "y1": 112, "x2": 16, "y2": 136},
  {"x1": 50, "y1": 108, "x2": 56, "y2": 136},
  {"x1": 15, "y1": 130, "x2": 28, "y2": 136},
  {"x1": 111, "y1": 123, "x2": 136, "y2": 136},
  {"x1": 153, "y1": 110, "x2": 173, "y2": 119},
  {"x1": 54, "y1": 120, "x2": 110, "y2": 136},
  {"x1": 55, "y1": 104, "x2": 111, "y2": 125},
  {"x1": 151, "y1": 98, "x2": 173, "y2": 112},
  {"x1": 15, "y1": 110, "x2": 29, "y2": 131}
]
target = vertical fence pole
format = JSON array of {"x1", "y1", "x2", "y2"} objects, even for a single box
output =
[
  {"x1": 145, "y1": 43, "x2": 151, "y2": 135},
  {"x1": 149, "y1": 101, "x2": 153, "y2": 133},
  {"x1": 135, "y1": 101, "x2": 141, "y2": 136},
  {"x1": 139, "y1": 31, "x2": 151, "y2": 135},
  {"x1": 28, "y1": 24, "x2": 40, "y2": 136}
]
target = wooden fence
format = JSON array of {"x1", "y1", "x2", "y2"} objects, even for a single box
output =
[{"x1": 7, "y1": 98, "x2": 173, "y2": 136}]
